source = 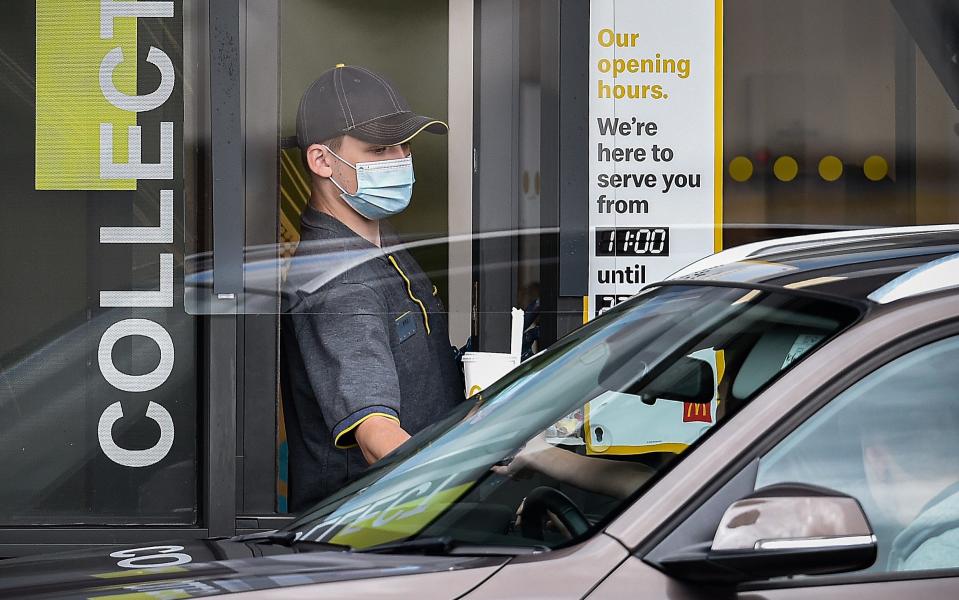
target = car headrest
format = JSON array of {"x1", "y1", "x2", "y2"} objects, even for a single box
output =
[{"x1": 731, "y1": 328, "x2": 819, "y2": 400}]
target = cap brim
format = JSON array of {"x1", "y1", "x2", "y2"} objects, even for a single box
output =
[{"x1": 350, "y1": 112, "x2": 449, "y2": 146}]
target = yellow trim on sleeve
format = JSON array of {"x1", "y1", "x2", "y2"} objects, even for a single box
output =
[
  {"x1": 387, "y1": 255, "x2": 431, "y2": 335},
  {"x1": 334, "y1": 412, "x2": 401, "y2": 449}
]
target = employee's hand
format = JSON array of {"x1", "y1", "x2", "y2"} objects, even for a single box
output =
[{"x1": 355, "y1": 416, "x2": 411, "y2": 464}]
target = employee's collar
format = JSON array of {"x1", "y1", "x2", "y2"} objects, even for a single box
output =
[
  {"x1": 300, "y1": 205, "x2": 400, "y2": 250},
  {"x1": 300, "y1": 205, "x2": 355, "y2": 233}
]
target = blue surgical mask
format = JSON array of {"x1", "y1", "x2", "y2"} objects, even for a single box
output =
[{"x1": 325, "y1": 147, "x2": 415, "y2": 220}]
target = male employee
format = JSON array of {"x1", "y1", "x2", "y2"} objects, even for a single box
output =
[{"x1": 280, "y1": 65, "x2": 464, "y2": 513}]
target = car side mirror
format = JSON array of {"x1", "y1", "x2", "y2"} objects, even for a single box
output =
[
  {"x1": 660, "y1": 483, "x2": 876, "y2": 584},
  {"x1": 643, "y1": 356, "x2": 714, "y2": 404}
]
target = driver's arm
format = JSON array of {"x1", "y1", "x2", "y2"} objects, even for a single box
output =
[{"x1": 496, "y1": 435, "x2": 654, "y2": 499}]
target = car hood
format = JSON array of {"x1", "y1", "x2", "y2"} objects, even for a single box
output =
[{"x1": 0, "y1": 538, "x2": 507, "y2": 599}]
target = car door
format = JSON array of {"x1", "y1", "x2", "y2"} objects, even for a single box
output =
[
  {"x1": 594, "y1": 321, "x2": 959, "y2": 599},
  {"x1": 735, "y1": 330, "x2": 959, "y2": 597}
]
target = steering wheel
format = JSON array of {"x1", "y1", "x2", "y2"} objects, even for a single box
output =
[{"x1": 520, "y1": 486, "x2": 591, "y2": 540}]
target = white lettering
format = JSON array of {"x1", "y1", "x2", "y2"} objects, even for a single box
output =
[
  {"x1": 100, "y1": 121, "x2": 174, "y2": 180},
  {"x1": 100, "y1": 253, "x2": 173, "y2": 307},
  {"x1": 339, "y1": 491, "x2": 404, "y2": 536},
  {"x1": 101, "y1": 189, "x2": 173, "y2": 244},
  {"x1": 98, "y1": 319, "x2": 175, "y2": 392},
  {"x1": 372, "y1": 482, "x2": 432, "y2": 527},
  {"x1": 100, "y1": 47, "x2": 175, "y2": 112},
  {"x1": 100, "y1": 1, "x2": 174, "y2": 39},
  {"x1": 110, "y1": 545, "x2": 191, "y2": 568},
  {"x1": 395, "y1": 474, "x2": 459, "y2": 520},
  {"x1": 310, "y1": 504, "x2": 371, "y2": 543},
  {"x1": 97, "y1": 1, "x2": 178, "y2": 469},
  {"x1": 98, "y1": 402, "x2": 175, "y2": 467}
]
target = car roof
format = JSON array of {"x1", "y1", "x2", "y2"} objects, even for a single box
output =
[{"x1": 665, "y1": 226, "x2": 959, "y2": 304}]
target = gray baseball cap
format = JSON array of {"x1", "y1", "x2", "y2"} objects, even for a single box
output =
[{"x1": 296, "y1": 64, "x2": 448, "y2": 150}]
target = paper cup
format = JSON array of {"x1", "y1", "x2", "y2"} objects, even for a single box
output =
[{"x1": 462, "y1": 352, "x2": 519, "y2": 397}]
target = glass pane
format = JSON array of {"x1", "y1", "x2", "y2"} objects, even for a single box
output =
[
  {"x1": 757, "y1": 336, "x2": 959, "y2": 573},
  {"x1": 518, "y1": 0, "x2": 544, "y2": 359},
  {"x1": 0, "y1": 1, "x2": 198, "y2": 524},
  {"x1": 724, "y1": 0, "x2": 959, "y2": 248}
]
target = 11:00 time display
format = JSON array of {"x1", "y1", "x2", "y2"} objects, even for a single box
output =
[{"x1": 595, "y1": 227, "x2": 670, "y2": 256}]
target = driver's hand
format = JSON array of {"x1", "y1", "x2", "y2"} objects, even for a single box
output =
[
  {"x1": 513, "y1": 499, "x2": 572, "y2": 538},
  {"x1": 492, "y1": 432, "x2": 552, "y2": 478}
]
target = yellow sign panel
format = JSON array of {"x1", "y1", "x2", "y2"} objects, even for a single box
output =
[
  {"x1": 584, "y1": 349, "x2": 724, "y2": 456},
  {"x1": 328, "y1": 482, "x2": 473, "y2": 549},
  {"x1": 36, "y1": 0, "x2": 136, "y2": 190}
]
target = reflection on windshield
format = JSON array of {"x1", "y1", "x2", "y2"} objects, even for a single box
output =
[{"x1": 286, "y1": 285, "x2": 860, "y2": 551}]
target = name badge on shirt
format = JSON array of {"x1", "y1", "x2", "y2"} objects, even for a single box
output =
[{"x1": 395, "y1": 311, "x2": 417, "y2": 343}]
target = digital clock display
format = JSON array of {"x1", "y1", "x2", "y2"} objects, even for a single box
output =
[
  {"x1": 595, "y1": 294, "x2": 632, "y2": 314},
  {"x1": 595, "y1": 227, "x2": 670, "y2": 257}
]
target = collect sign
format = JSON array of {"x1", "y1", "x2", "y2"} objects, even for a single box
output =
[
  {"x1": 588, "y1": 0, "x2": 723, "y2": 316},
  {"x1": 36, "y1": 1, "x2": 185, "y2": 470}
]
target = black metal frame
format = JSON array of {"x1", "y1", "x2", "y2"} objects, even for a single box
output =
[
  {"x1": 540, "y1": 0, "x2": 590, "y2": 346},
  {"x1": 553, "y1": 0, "x2": 589, "y2": 300},
  {"x1": 212, "y1": 0, "x2": 289, "y2": 533},
  {"x1": 210, "y1": 0, "x2": 244, "y2": 297},
  {"x1": 471, "y1": 0, "x2": 589, "y2": 352},
  {"x1": 237, "y1": 0, "x2": 285, "y2": 523},
  {"x1": 473, "y1": 0, "x2": 521, "y2": 353}
]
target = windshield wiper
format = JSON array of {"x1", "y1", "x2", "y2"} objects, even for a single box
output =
[
  {"x1": 230, "y1": 530, "x2": 352, "y2": 552},
  {"x1": 359, "y1": 536, "x2": 546, "y2": 557}
]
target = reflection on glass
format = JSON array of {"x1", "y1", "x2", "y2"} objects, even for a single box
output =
[{"x1": 284, "y1": 285, "x2": 858, "y2": 550}]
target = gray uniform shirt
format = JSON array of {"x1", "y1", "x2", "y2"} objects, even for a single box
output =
[{"x1": 280, "y1": 208, "x2": 463, "y2": 512}]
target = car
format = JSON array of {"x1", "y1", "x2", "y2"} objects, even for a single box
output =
[{"x1": 3, "y1": 225, "x2": 959, "y2": 599}]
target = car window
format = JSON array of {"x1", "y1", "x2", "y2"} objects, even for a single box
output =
[
  {"x1": 578, "y1": 347, "x2": 723, "y2": 457},
  {"x1": 287, "y1": 285, "x2": 859, "y2": 551},
  {"x1": 415, "y1": 300, "x2": 852, "y2": 548},
  {"x1": 756, "y1": 334, "x2": 959, "y2": 574}
]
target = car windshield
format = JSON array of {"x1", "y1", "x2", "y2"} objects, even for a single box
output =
[{"x1": 285, "y1": 284, "x2": 860, "y2": 551}]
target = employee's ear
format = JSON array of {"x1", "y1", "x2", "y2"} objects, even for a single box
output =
[{"x1": 305, "y1": 144, "x2": 334, "y2": 178}]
